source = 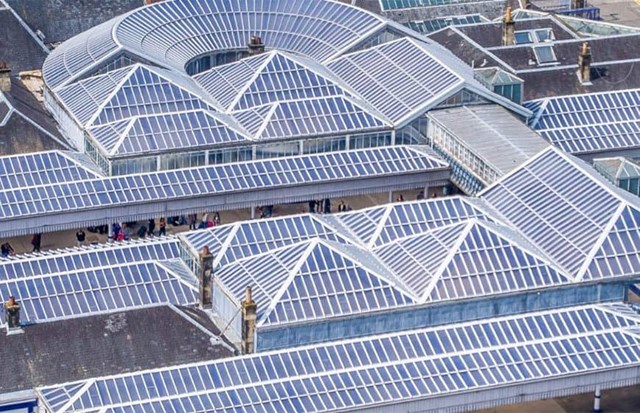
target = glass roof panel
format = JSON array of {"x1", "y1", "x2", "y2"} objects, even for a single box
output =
[
  {"x1": 525, "y1": 89, "x2": 640, "y2": 155},
  {"x1": 38, "y1": 304, "x2": 640, "y2": 413}
]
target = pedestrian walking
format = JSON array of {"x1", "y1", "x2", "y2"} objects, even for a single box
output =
[
  {"x1": 76, "y1": 229, "x2": 86, "y2": 247},
  {"x1": 148, "y1": 219, "x2": 156, "y2": 236},
  {"x1": 188, "y1": 213, "x2": 197, "y2": 230},
  {"x1": 31, "y1": 233, "x2": 42, "y2": 252},
  {"x1": 159, "y1": 218, "x2": 166, "y2": 236}
]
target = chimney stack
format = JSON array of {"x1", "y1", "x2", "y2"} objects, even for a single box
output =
[
  {"x1": 241, "y1": 286, "x2": 257, "y2": 354},
  {"x1": 571, "y1": 0, "x2": 585, "y2": 10},
  {"x1": 199, "y1": 246, "x2": 213, "y2": 309},
  {"x1": 4, "y1": 296, "x2": 22, "y2": 335},
  {"x1": 578, "y1": 42, "x2": 592, "y2": 84},
  {"x1": 248, "y1": 35, "x2": 265, "y2": 56},
  {"x1": 0, "y1": 63, "x2": 10, "y2": 93},
  {"x1": 502, "y1": 7, "x2": 515, "y2": 46}
]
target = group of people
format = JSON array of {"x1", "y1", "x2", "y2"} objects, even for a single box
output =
[{"x1": 1, "y1": 233, "x2": 42, "y2": 257}]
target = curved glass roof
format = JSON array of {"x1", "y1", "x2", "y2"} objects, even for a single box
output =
[
  {"x1": 115, "y1": 0, "x2": 387, "y2": 70},
  {"x1": 43, "y1": 0, "x2": 528, "y2": 160},
  {"x1": 44, "y1": 0, "x2": 389, "y2": 90}
]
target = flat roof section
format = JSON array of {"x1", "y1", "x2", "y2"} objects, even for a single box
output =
[{"x1": 428, "y1": 105, "x2": 550, "y2": 179}]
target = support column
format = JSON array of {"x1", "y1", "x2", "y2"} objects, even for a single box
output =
[
  {"x1": 388, "y1": 191, "x2": 393, "y2": 203},
  {"x1": 107, "y1": 223, "x2": 113, "y2": 243},
  {"x1": 251, "y1": 206, "x2": 256, "y2": 219},
  {"x1": 593, "y1": 385, "x2": 601, "y2": 413},
  {"x1": 241, "y1": 286, "x2": 257, "y2": 354}
]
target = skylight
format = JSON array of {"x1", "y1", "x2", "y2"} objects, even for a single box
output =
[
  {"x1": 515, "y1": 29, "x2": 554, "y2": 45},
  {"x1": 533, "y1": 45, "x2": 557, "y2": 64}
]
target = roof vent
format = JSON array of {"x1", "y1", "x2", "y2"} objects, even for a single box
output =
[
  {"x1": 502, "y1": 7, "x2": 515, "y2": 46},
  {"x1": 0, "y1": 62, "x2": 10, "y2": 93},
  {"x1": 248, "y1": 35, "x2": 265, "y2": 56},
  {"x1": 578, "y1": 42, "x2": 592, "y2": 84}
]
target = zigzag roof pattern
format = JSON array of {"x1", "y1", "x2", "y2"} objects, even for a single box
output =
[
  {"x1": 215, "y1": 238, "x2": 415, "y2": 326},
  {"x1": 178, "y1": 147, "x2": 640, "y2": 327}
]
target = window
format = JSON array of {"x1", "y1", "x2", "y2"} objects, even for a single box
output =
[
  {"x1": 514, "y1": 32, "x2": 532, "y2": 45},
  {"x1": 514, "y1": 29, "x2": 554, "y2": 45},
  {"x1": 533, "y1": 46, "x2": 557, "y2": 64},
  {"x1": 535, "y1": 29, "x2": 553, "y2": 42}
]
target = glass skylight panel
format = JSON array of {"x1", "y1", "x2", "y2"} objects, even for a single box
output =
[
  {"x1": 533, "y1": 45, "x2": 557, "y2": 64},
  {"x1": 111, "y1": 110, "x2": 248, "y2": 156},
  {"x1": 56, "y1": 67, "x2": 132, "y2": 126},
  {"x1": 38, "y1": 305, "x2": 640, "y2": 413},
  {"x1": 259, "y1": 241, "x2": 415, "y2": 325},
  {"x1": 233, "y1": 53, "x2": 348, "y2": 111},
  {"x1": 0, "y1": 152, "x2": 101, "y2": 191},
  {"x1": 583, "y1": 205, "x2": 640, "y2": 280},
  {"x1": 0, "y1": 261, "x2": 197, "y2": 325},
  {"x1": 0, "y1": 146, "x2": 445, "y2": 219},
  {"x1": 328, "y1": 38, "x2": 462, "y2": 122},
  {"x1": 481, "y1": 148, "x2": 624, "y2": 277},
  {"x1": 525, "y1": 90, "x2": 640, "y2": 155},
  {"x1": 0, "y1": 241, "x2": 181, "y2": 281},
  {"x1": 91, "y1": 66, "x2": 216, "y2": 128},
  {"x1": 514, "y1": 32, "x2": 533, "y2": 44},
  {"x1": 254, "y1": 97, "x2": 389, "y2": 140}
]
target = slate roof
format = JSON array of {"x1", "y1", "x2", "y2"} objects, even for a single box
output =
[
  {"x1": 452, "y1": 17, "x2": 578, "y2": 48},
  {"x1": 0, "y1": 7, "x2": 48, "y2": 73},
  {"x1": 428, "y1": 16, "x2": 640, "y2": 99},
  {"x1": 520, "y1": 62, "x2": 640, "y2": 100},
  {"x1": 0, "y1": 78, "x2": 67, "y2": 156},
  {"x1": 0, "y1": 305, "x2": 233, "y2": 394},
  {"x1": 6, "y1": 0, "x2": 143, "y2": 44}
]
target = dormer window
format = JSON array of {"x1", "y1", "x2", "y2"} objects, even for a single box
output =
[{"x1": 533, "y1": 45, "x2": 557, "y2": 64}]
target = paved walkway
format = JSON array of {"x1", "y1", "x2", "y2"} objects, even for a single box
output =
[{"x1": 1, "y1": 190, "x2": 428, "y2": 256}]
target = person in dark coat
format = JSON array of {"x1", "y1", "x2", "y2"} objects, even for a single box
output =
[{"x1": 31, "y1": 233, "x2": 42, "y2": 252}]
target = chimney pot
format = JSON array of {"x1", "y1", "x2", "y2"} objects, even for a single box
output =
[
  {"x1": 0, "y1": 63, "x2": 11, "y2": 94},
  {"x1": 248, "y1": 35, "x2": 265, "y2": 56},
  {"x1": 199, "y1": 246, "x2": 213, "y2": 309},
  {"x1": 241, "y1": 286, "x2": 257, "y2": 354},
  {"x1": 4, "y1": 296, "x2": 22, "y2": 334},
  {"x1": 578, "y1": 41, "x2": 592, "y2": 84}
]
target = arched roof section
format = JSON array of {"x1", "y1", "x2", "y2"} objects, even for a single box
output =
[
  {"x1": 114, "y1": 0, "x2": 388, "y2": 71},
  {"x1": 43, "y1": 18, "x2": 122, "y2": 90}
]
